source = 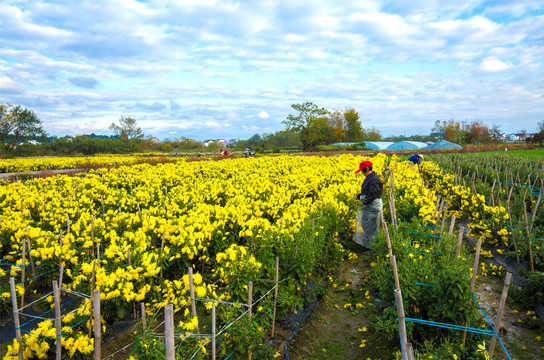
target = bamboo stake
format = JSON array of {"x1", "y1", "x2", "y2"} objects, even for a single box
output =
[
  {"x1": 271, "y1": 256, "x2": 280, "y2": 337},
  {"x1": 395, "y1": 289, "x2": 408, "y2": 360},
  {"x1": 530, "y1": 189, "x2": 542, "y2": 230},
  {"x1": 20, "y1": 237, "x2": 26, "y2": 309},
  {"x1": 93, "y1": 290, "x2": 101, "y2": 360},
  {"x1": 463, "y1": 240, "x2": 482, "y2": 344},
  {"x1": 470, "y1": 241, "x2": 482, "y2": 293},
  {"x1": 58, "y1": 265, "x2": 64, "y2": 291},
  {"x1": 248, "y1": 281, "x2": 253, "y2": 360},
  {"x1": 212, "y1": 305, "x2": 216, "y2": 360},
  {"x1": 141, "y1": 303, "x2": 146, "y2": 328},
  {"x1": 448, "y1": 216, "x2": 456, "y2": 235},
  {"x1": 506, "y1": 203, "x2": 521, "y2": 263},
  {"x1": 381, "y1": 213, "x2": 394, "y2": 264},
  {"x1": 53, "y1": 281, "x2": 62, "y2": 360},
  {"x1": 489, "y1": 273, "x2": 512, "y2": 358},
  {"x1": 188, "y1": 267, "x2": 199, "y2": 333},
  {"x1": 89, "y1": 260, "x2": 96, "y2": 337},
  {"x1": 128, "y1": 250, "x2": 136, "y2": 318},
  {"x1": 9, "y1": 277, "x2": 23, "y2": 360},
  {"x1": 439, "y1": 202, "x2": 449, "y2": 240},
  {"x1": 165, "y1": 304, "x2": 175, "y2": 360},
  {"x1": 391, "y1": 255, "x2": 400, "y2": 291},
  {"x1": 523, "y1": 201, "x2": 535, "y2": 272},
  {"x1": 159, "y1": 233, "x2": 165, "y2": 278},
  {"x1": 59, "y1": 230, "x2": 63, "y2": 269},
  {"x1": 100, "y1": 196, "x2": 105, "y2": 221},
  {"x1": 491, "y1": 179, "x2": 496, "y2": 207},
  {"x1": 455, "y1": 227, "x2": 465, "y2": 258},
  {"x1": 25, "y1": 226, "x2": 36, "y2": 277}
]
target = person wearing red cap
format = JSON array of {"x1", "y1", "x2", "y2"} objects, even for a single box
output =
[{"x1": 354, "y1": 160, "x2": 383, "y2": 249}]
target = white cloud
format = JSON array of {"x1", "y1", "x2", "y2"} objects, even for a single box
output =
[
  {"x1": 479, "y1": 57, "x2": 511, "y2": 72},
  {"x1": 0, "y1": 76, "x2": 25, "y2": 93},
  {"x1": 258, "y1": 111, "x2": 269, "y2": 118}
]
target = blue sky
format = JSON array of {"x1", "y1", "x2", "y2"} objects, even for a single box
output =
[{"x1": 1, "y1": 0, "x2": 543, "y2": 141}]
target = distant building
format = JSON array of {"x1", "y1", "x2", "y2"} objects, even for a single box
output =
[
  {"x1": 147, "y1": 137, "x2": 159, "y2": 145},
  {"x1": 505, "y1": 134, "x2": 521, "y2": 142}
]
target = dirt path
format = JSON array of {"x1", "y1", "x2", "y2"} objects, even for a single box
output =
[{"x1": 288, "y1": 251, "x2": 397, "y2": 359}]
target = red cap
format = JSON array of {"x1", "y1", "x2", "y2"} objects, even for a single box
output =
[{"x1": 355, "y1": 160, "x2": 373, "y2": 173}]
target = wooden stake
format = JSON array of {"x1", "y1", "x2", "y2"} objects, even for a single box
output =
[
  {"x1": 58, "y1": 265, "x2": 64, "y2": 291},
  {"x1": 381, "y1": 213, "x2": 394, "y2": 264},
  {"x1": 212, "y1": 304, "x2": 216, "y2": 360},
  {"x1": 506, "y1": 204, "x2": 520, "y2": 263},
  {"x1": 9, "y1": 277, "x2": 23, "y2": 360},
  {"x1": 448, "y1": 216, "x2": 456, "y2": 235},
  {"x1": 141, "y1": 303, "x2": 146, "y2": 328},
  {"x1": 391, "y1": 255, "x2": 400, "y2": 291},
  {"x1": 530, "y1": 190, "x2": 542, "y2": 230},
  {"x1": 455, "y1": 226, "x2": 465, "y2": 258},
  {"x1": 89, "y1": 260, "x2": 96, "y2": 338},
  {"x1": 93, "y1": 290, "x2": 101, "y2": 360},
  {"x1": 53, "y1": 281, "x2": 62, "y2": 360},
  {"x1": 523, "y1": 201, "x2": 535, "y2": 272},
  {"x1": 271, "y1": 256, "x2": 280, "y2": 337},
  {"x1": 100, "y1": 196, "x2": 105, "y2": 221},
  {"x1": 67, "y1": 215, "x2": 70, "y2": 234},
  {"x1": 160, "y1": 233, "x2": 165, "y2": 278},
  {"x1": 439, "y1": 202, "x2": 449, "y2": 240},
  {"x1": 490, "y1": 179, "x2": 496, "y2": 207},
  {"x1": 489, "y1": 273, "x2": 512, "y2": 357},
  {"x1": 188, "y1": 267, "x2": 199, "y2": 333},
  {"x1": 128, "y1": 250, "x2": 136, "y2": 318},
  {"x1": 248, "y1": 281, "x2": 253, "y2": 360},
  {"x1": 25, "y1": 227, "x2": 36, "y2": 277},
  {"x1": 20, "y1": 237, "x2": 26, "y2": 309},
  {"x1": 165, "y1": 304, "x2": 175, "y2": 360},
  {"x1": 470, "y1": 241, "x2": 482, "y2": 293}
]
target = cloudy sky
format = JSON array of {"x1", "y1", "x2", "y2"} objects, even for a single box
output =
[{"x1": 1, "y1": 0, "x2": 543, "y2": 140}]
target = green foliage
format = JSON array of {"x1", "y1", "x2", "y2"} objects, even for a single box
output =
[
  {"x1": 0, "y1": 103, "x2": 45, "y2": 152},
  {"x1": 110, "y1": 116, "x2": 144, "y2": 153},
  {"x1": 369, "y1": 223, "x2": 484, "y2": 353},
  {"x1": 283, "y1": 102, "x2": 330, "y2": 151},
  {"x1": 510, "y1": 271, "x2": 544, "y2": 311}
]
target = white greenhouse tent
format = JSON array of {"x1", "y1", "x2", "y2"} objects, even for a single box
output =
[
  {"x1": 426, "y1": 140, "x2": 462, "y2": 149},
  {"x1": 386, "y1": 141, "x2": 428, "y2": 150},
  {"x1": 364, "y1": 141, "x2": 395, "y2": 150}
]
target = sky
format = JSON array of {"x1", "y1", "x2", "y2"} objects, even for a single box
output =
[{"x1": 1, "y1": 0, "x2": 543, "y2": 141}]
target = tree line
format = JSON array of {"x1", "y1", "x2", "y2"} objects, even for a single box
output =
[{"x1": 2, "y1": 102, "x2": 542, "y2": 157}]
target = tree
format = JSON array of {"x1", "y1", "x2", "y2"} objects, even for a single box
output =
[
  {"x1": 344, "y1": 108, "x2": 363, "y2": 142},
  {"x1": 282, "y1": 102, "x2": 329, "y2": 151},
  {"x1": 328, "y1": 110, "x2": 346, "y2": 143},
  {"x1": 109, "y1": 116, "x2": 144, "y2": 153},
  {"x1": 0, "y1": 104, "x2": 45, "y2": 151}
]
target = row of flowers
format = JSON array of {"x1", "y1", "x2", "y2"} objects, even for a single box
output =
[{"x1": 1, "y1": 154, "x2": 386, "y2": 359}]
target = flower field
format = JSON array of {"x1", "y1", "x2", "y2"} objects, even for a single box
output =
[
  {"x1": 0, "y1": 151, "x2": 541, "y2": 359},
  {"x1": 0, "y1": 153, "x2": 174, "y2": 173}
]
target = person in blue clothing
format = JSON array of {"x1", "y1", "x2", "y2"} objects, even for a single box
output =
[
  {"x1": 354, "y1": 160, "x2": 383, "y2": 249},
  {"x1": 408, "y1": 154, "x2": 424, "y2": 165}
]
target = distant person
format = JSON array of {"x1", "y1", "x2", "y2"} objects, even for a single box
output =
[
  {"x1": 408, "y1": 154, "x2": 424, "y2": 165},
  {"x1": 354, "y1": 160, "x2": 383, "y2": 250}
]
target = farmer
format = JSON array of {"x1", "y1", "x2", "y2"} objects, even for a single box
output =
[
  {"x1": 408, "y1": 154, "x2": 424, "y2": 165},
  {"x1": 354, "y1": 160, "x2": 383, "y2": 249}
]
